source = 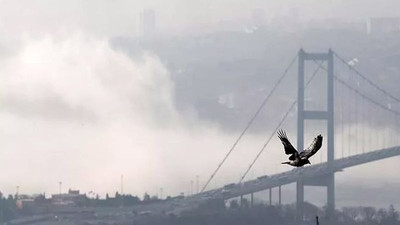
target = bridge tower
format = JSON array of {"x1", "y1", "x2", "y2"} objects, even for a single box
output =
[{"x1": 297, "y1": 49, "x2": 335, "y2": 221}]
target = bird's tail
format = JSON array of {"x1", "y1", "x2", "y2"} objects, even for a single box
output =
[{"x1": 281, "y1": 161, "x2": 290, "y2": 165}]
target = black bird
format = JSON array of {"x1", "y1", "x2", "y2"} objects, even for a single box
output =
[{"x1": 277, "y1": 130, "x2": 323, "y2": 167}]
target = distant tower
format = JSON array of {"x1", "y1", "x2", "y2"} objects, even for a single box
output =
[
  {"x1": 59, "y1": 181, "x2": 62, "y2": 195},
  {"x1": 139, "y1": 9, "x2": 156, "y2": 38},
  {"x1": 121, "y1": 175, "x2": 124, "y2": 195}
]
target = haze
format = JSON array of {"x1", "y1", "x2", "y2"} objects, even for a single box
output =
[{"x1": 0, "y1": 0, "x2": 400, "y2": 209}]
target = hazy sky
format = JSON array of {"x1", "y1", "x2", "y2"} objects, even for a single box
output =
[
  {"x1": 0, "y1": 0, "x2": 399, "y2": 206},
  {"x1": 1, "y1": 0, "x2": 400, "y2": 37}
]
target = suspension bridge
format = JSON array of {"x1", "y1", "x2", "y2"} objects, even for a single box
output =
[
  {"x1": 144, "y1": 49, "x2": 400, "y2": 221},
  {"x1": 194, "y1": 49, "x2": 400, "y2": 217}
]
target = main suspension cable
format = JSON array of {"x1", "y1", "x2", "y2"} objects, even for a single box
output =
[
  {"x1": 334, "y1": 76, "x2": 400, "y2": 116},
  {"x1": 333, "y1": 51, "x2": 400, "y2": 104},
  {"x1": 201, "y1": 54, "x2": 298, "y2": 192},
  {"x1": 238, "y1": 61, "x2": 322, "y2": 183}
]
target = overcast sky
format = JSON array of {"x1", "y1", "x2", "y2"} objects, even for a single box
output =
[{"x1": 0, "y1": 0, "x2": 399, "y2": 206}]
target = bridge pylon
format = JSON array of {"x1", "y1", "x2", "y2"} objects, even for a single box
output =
[{"x1": 297, "y1": 49, "x2": 335, "y2": 221}]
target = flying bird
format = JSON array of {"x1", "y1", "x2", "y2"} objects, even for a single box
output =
[{"x1": 277, "y1": 130, "x2": 323, "y2": 167}]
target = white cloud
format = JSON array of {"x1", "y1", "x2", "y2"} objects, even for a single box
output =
[{"x1": 0, "y1": 32, "x2": 283, "y2": 197}]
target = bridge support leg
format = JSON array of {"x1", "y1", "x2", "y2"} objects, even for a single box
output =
[
  {"x1": 327, "y1": 174, "x2": 335, "y2": 219},
  {"x1": 278, "y1": 186, "x2": 281, "y2": 206},
  {"x1": 297, "y1": 49, "x2": 335, "y2": 221},
  {"x1": 250, "y1": 193, "x2": 254, "y2": 208},
  {"x1": 269, "y1": 188, "x2": 272, "y2": 206},
  {"x1": 296, "y1": 180, "x2": 304, "y2": 222}
]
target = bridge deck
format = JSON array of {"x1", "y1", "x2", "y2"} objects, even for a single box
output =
[
  {"x1": 134, "y1": 146, "x2": 400, "y2": 216},
  {"x1": 202, "y1": 146, "x2": 400, "y2": 199}
]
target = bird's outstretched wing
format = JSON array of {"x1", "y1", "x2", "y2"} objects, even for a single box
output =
[
  {"x1": 299, "y1": 134, "x2": 323, "y2": 159},
  {"x1": 277, "y1": 130, "x2": 298, "y2": 159}
]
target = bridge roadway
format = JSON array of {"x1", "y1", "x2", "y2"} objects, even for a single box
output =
[
  {"x1": 161, "y1": 146, "x2": 400, "y2": 215},
  {"x1": 200, "y1": 146, "x2": 400, "y2": 201},
  {"x1": 7, "y1": 147, "x2": 400, "y2": 224}
]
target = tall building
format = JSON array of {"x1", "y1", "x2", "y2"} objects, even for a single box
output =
[{"x1": 139, "y1": 9, "x2": 156, "y2": 38}]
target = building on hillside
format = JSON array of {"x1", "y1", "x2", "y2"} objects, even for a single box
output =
[
  {"x1": 51, "y1": 189, "x2": 86, "y2": 206},
  {"x1": 367, "y1": 17, "x2": 400, "y2": 35},
  {"x1": 16, "y1": 194, "x2": 50, "y2": 213}
]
